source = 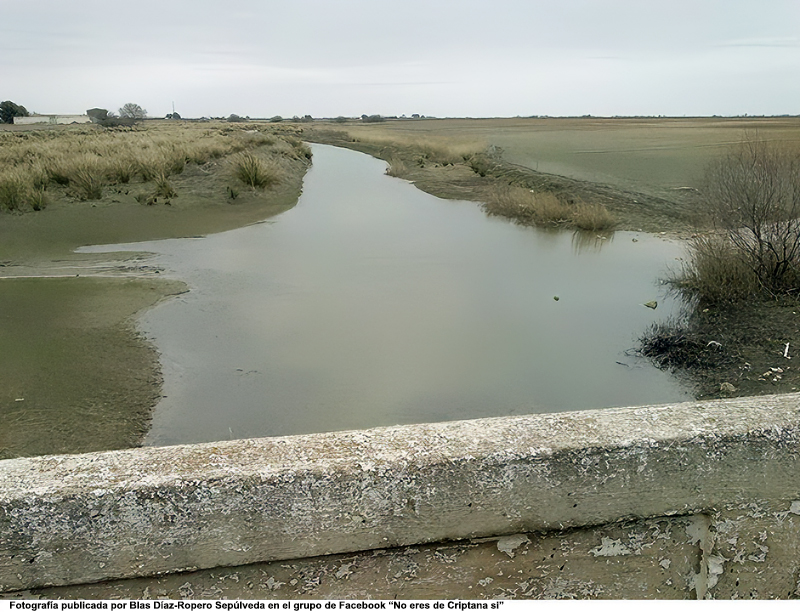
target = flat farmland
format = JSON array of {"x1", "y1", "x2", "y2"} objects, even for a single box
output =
[{"x1": 344, "y1": 117, "x2": 800, "y2": 202}]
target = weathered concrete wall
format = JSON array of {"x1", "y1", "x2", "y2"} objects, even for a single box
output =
[
  {"x1": 5, "y1": 515, "x2": 708, "y2": 600},
  {"x1": 13, "y1": 115, "x2": 91, "y2": 125},
  {"x1": 2, "y1": 393, "x2": 800, "y2": 598}
]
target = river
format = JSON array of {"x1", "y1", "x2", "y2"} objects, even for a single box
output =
[{"x1": 82, "y1": 144, "x2": 691, "y2": 446}]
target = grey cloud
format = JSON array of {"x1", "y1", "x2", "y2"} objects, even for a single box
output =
[{"x1": 4, "y1": 0, "x2": 800, "y2": 118}]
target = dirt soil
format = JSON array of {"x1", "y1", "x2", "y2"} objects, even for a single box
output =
[
  {"x1": 0, "y1": 123, "x2": 309, "y2": 459},
  {"x1": 0, "y1": 277, "x2": 186, "y2": 459},
  {"x1": 640, "y1": 297, "x2": 800, "y2": 401}
]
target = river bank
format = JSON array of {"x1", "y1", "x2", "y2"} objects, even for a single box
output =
[
  {"x1": 0, "y1": 121, "x2": 310, "y2": 459},
  {"x1": 301, "y1": 123, "x2": 700, "y2": 234}
]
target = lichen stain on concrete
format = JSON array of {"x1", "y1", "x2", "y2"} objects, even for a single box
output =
[
  {"x1": 701, "y1": 501, "x2": 800, "y2": 599},
  {"x1": 590, "y1": 537, "x2": 632, "y2": 557},
  {"x1": 2, "y1": 516, "x2": 702, "y2": 600}
]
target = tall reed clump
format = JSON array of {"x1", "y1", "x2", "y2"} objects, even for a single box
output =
[
  {"x1": 0, "y1": 169, "x2": 47, "y2": 211},
  {"x1": 484, "y1": 186, "x2": 615, "y2": 230},
  {"x1": 234, "y1": 152, "x2": 282, "y2": 189},
  {"x1": 385, "y1": 157, "x2": 408, "y2": 177},
  {"x1": 572, "y1": 199, "x2": 616, "y2": 231},
  {"x1": 670, "y1": 233, "x2": 761, "y2": 303}
]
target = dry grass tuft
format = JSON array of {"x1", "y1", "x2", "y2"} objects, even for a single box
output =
[
  {"x1": 0, "y1": 169, "x2": 31, "y2": 211},
  {"x1": 0, "y1": 168, "x2": 48, "y2": 211},
  {"x1": 385, "y1": 157, "x2": 408, "y2": 177},
  {"x1": 671, "y1": 233, "x2": 761, "y2": 302},
  {"x1": 484, "y1": 186, "x2": 571, "y2": 226},
  {"x1": 234, "y1": 152, "x2": 283, "y2": 189},
  {"x1": 572, "y1": 199, "x2": 616, "y2": 231},
  {"x1": 484, "y1": 186, "x2": 615, "y2": 230},
  {"x1": 154, "y1": 174, "x2": 177, "y2": 199},
  {"x1": 105, "y1": 158, "x2": 136, "y2": 184},
  {"x1": 70, "y1": 163, "x2": 105, "y2": 200}
]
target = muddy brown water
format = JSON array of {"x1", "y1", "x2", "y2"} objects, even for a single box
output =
[{"x1": 81, "y1": 144, "x2": 691, "y2": 446}]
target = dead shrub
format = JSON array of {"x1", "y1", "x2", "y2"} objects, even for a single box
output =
[{"x1": 697, "y1": 137, "x2": 800, "y2": 297}]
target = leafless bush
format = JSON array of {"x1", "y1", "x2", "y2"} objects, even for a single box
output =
[{"x1": 699, "y1": 137, "x2": 800, "y2": 297}]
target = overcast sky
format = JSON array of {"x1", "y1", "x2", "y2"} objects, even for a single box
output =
[{"x1": 3, "y1": 0, "x2": 799, "y2": 118}]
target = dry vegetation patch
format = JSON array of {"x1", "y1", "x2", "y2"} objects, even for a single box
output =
[
  {"x1": 483, "y1": 185, "x2": 615, "y2": 231},
  {"x1": 639, "y1": 137, "x2": 800, "y2": 399},
  {"x1": 0, "y1": 122, "x2": 306, "y2": 213},
  {"x1": 344, "y1": 128, "x2": 484, "y2": 167}
]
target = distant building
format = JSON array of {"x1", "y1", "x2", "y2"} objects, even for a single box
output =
[
  {"x1": 86, "y1": 108, "x2": 109, "y2": 122},
  {"x1": 14, "y1": 114, "x2": 92, "y2": 125}
]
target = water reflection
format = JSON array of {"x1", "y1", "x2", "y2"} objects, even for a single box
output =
[
  {"x1": 82, "y1": 144, "x2": 691, "y2": 446},
  {"x1": 571, "y1": 230, "x2": 616, "y2": 254}
]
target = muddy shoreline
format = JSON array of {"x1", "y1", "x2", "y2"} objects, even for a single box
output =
[{"x1": 0, "y1": 123, "x2": 310, "y2": 459}]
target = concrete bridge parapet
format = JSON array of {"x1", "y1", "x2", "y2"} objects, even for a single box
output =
[{"x1": 2, "y1": 393, "x2": 800, "y2": 598}]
